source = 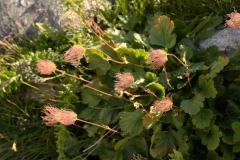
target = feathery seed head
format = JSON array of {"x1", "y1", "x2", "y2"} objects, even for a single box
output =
[
  {"x1": 64, "y1": 45, "x2": 85, "y2": 66},
  {"x1": 41, "y1": 105, "x2": 77, "y2": 126},
  {"x1": 146, "y1": 49, "x2": 168, "y2": 70},
  {"x1": 150, "y1": 97, "x2": 173, "y2": 114},
  {"x1": 37, "y1": 60, "x2": 56, "y2": 75},
  {"x1": 115, "y1": 72, "x2": 134, "y2": 91},
  {"x1": 226, "y1": 9, "x2": 240, "y2": 29}
]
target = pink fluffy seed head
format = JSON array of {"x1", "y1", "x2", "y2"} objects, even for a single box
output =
[
  {"x1": 41, "y1": 105, "x2": 77, "y2": 126},
  {"x1": 150, "y1": 97, "x2": 173, "y2": 114},
  {"x1": 114, "y1": 72, "x2": 134, "y2": 91},
  {"x1": 64, "y1": 45, "x2": 85, "y2": 66},
  {"x1": 37, "y1": 60, "x2": 56, "y2": 75},
  {"x1": 226, "y1": 9, "x2": 240, "y2": 29},
  {"x1": 146, "y1": 49, "x2": 168, "y2": 70}
]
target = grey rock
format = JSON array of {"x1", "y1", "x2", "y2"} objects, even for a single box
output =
[
  {"x1": 0, "y1": 0, "x2": 64, "y2": 38},
  {"x1": 199, "y1": 27, "x2": 240, "y2": 52},
  {"x1": 0, "y1": 0, "x2": 115, "y2": 39}
]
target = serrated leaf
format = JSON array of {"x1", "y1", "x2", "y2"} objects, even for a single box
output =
[
  {"x1": 84, "y1": 124, "x2": 99, "y2": 137},
  {"x1": 145, "y1": 12, "x2": 162, "y2": 33},
  {"x1": 120, "y1": 137, "x2": 148, "y2": 160},
  {"x1": 192, "y1": 109, "x2": 213, "y2": 129},
  {"x1": 80, "y1": 107, "x2": 100, "y2": 121},
  {"x1": 85, "y1": 49, "x2": 110, "y2": 75},
  {"x1": 180, "y1": 94, "x2": 204, "y2": 115},
  {"x1": 178, "y1": 136, "x2": 189, "y2": 157},
  {"x1": 168, "y1": 149, "x2": 184, "y2": 160},
  {"x1": 206, "y1": 56, "x2": 229, "y2": 79},
  {"x1": 119, "y1": 109, "x2": 144, "y2": 135},
  {"x1": 142, "y1": 114, "x2": 159, "y2": 130},
  {"x1": 117, "y1": 47, "x2": 148, "y2": 64},
  {"x1": 149, "y1": 15, "x2": 176, "y2": 48},
  {"x1": 232, "y1": 121, "x2": 240, "y2": 143},
  {"x1": 202, "y1": 125, "x2": 222, "y2": 151},
  {"x1": 118, "y1": 12, "x2": 138, "y2": 30},
  {"x1": 100, "y1": 108, "x2": 121, "y2": 125},
  {"x1": 195, "y1": 75, "x2": 217, "y2": 98},
  {"x1": 221, "y1": 143, "x2": 235, "y2": 160},
  {"x1": 189, "y1": 62, "x2": 205, "y2": 73},
  {"x1": 233, "y1": 143, "x2": 240, "y2": 153},
  {"x1": 222, "y1": 130, "x2": 234, "y2": 145},
  {"x1": 165, "y1": 111, "x2": 185, "y2": 129},
  {"x1": 150, "y1": 129, "x2": 181, "y2": 158},
  {"x1": 207, "y1": 151, "x2": 225, "y2": 160},
  {"x1": 81, "y1": 88, "x2": 102, "y2": 106}
]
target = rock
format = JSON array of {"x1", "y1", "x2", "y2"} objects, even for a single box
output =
[
  {"x1": 0, "y1": 0, "x2": 64, "y2": 39},
  {"x1": 0, "y1": 0, "x2": 114, "y2": 39},
  {"x1": 199, "y1": 27, "x2": 240, "y2": 52}
]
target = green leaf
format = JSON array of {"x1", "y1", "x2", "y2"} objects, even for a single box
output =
[
  {"x1": 206, "y1": 56, "x2": 229, "y2": 79},
  {"x1": 120, "y1": 137, "x2": 148, "y2": 160},
  {"x1": 119, "y1": 109, "x2": 145, "y2": 135},
  {"x1": 145, "y1": 72, "x2": 158, "y2": 84},
  {"x1": 148, "y1": 83, "x2": 165, "y2": 98},
  {"x1": 188, "y1": 62, "x2": 205, "y2": 73},
  {"x1": 207, "y1": 151, "x2": 225, "y2": 160},
  {"x1": 133, "y1": 33, "x2": 150, "y2": 49},
  {"x1": 118, "y1": 12, "x2": 138, "y2": 30},
  {"x1": 114, "y1": 136, "x2": 134, "y2": 150},
  {"x1": 195, "y1": 75, "x2": 217, "y2": 98},
  {"x1": 150, "y1": 129, "x2": 181, "y2": 158},
  {"x1": 221, "y1": 143, "x2": 235, "y2": 160},
  {"x1": 173, "y1": 17, "x2": 198, "y2": 39},
  {"x1": 105, "y1": 28, "x2": 128, "y2": 43},
  {"x1": 80, "y1": 107, "x2": 100, "y2": 121},
  {"x1": 180, "y1": 94, "x2": 204, "y2": 115},
  {"x1": 165, "y1": 111, "x2": 185, "y2": 129},
  {"x1": 149, "y1": 15, "x2": 176, "y2": 48},
  {"x1": 117, "y1": 47, "x2": 148, "y2": 65},
  {"x1": 222, "y1": 130, "x2": 234, "y2": 145},
  {"x1": 168, "y1": 149, "x2": 184, "y2": 160},
  {"x1": 178, "y1": 45, "x2": 193, "y2": 65},
  {"x1": 232, "y1": 121, "x2": 240, "y2": 143},
  {"x1": 202, "y1": 125, "x2": 222, "y2": 151},
  {"x1": 188, "y1": 14, "x2": 212, "y2": 37},
  {"x1": 142, "y1": 114, "x2": 159, "y2": 130},
  {"x1": 195, "y1": 16, "x2": 222, "y2": 40},
  {"x1": 192, "y1": 109, "x2": 213, "y2": 129},
  {"x1": 85, "y1": 49, "x2": 110, "y2": 75},
  {"x1": 233, "y1": 143, "x2": 240, "y2": 153},
  {"x1": 81, "y1": 88, "x2": 102, "y2": 106},
  {"x1": 99, "y1": 108, "x2": 121, "y2": 125},
  {"x1": 145, "y1": 12, "x2": 162, "y2": 33}
]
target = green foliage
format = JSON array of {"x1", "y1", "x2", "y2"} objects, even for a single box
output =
[
  {"x1": 202, "y1": 125, "x2": 222, "y2": 151},
  {"x1": 149, "y1": 15, "x2": 176, "y2": 48},
  {"x1": 119, "y1": 109, "x2": 145, "y2": 135},
  {"x1": 2, "y1": 0, "x2": 240, "y2": 159}
]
